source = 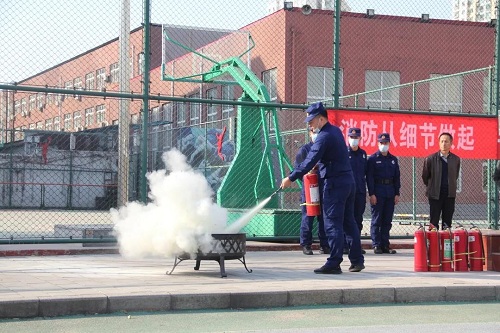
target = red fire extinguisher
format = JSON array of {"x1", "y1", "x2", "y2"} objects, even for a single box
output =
[
  {"x1": 439, "y1": 228, "x2": 453, "y2": 272},
  {"x1": 427, "y1": 227, "x2": 440, "y2": 272},
  {"x1": 303, "y1": 172, "x2": 321, "y2": 216},
  {"x1": 453, "y1": 227, "x2": 469, "y2": 271},
  {"x1": 414, "y1": 226, "x2": 428, "y2": 272},
  {"x1": 468, "y1": 227, "x2": 484, "y2": 271}
]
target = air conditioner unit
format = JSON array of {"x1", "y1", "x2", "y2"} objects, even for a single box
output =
[
  {"x1": 22, "y1": 111, "x2": 27, "y2": 117},
  {"x1": 75, "y1": 95, "x2": 82, "y2": 101},
  {"x1": 100, "y1": 87, "x2": 106, "y2": 92},
  {"x1": 101, "y1": 121, "x2": 108, "y2": 127},
  {"x1": 59, "y1": 94, "x2": 65, "y2": 102},
  {"x1": 76, "y1": 126, "x2": 85, "y2": 131},
  {"x1": 38, "y1": 105, "x2": 44, "y2": 112},
  {"x1": 105, "y1": 75, "x2": 112, "y2": 83}
]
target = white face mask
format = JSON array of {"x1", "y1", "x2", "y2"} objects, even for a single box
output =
[
  {"x1": 378, "y1": 144, "x2": 389, "y2": 153},
  {"x1": 311, "y1": 133, "x2": 318, "y2": 142},
  {"x1": 312, "y1": 128, "x2": 320, "y2": 134},
  {"x1": 349, "y1": 138, "x2": 359, "y2": 147}
]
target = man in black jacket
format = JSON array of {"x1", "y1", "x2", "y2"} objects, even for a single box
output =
[{"x1": 422, "y1": 132, "x2": 461, "y2": 230}]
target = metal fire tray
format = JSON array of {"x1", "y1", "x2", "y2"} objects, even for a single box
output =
[{"x1": 166, "y1": 233, "x2": 252, "y2": 278}]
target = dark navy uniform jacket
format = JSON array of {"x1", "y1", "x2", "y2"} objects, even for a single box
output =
[
  {"x1": 348, "y1": 146, "x2": 367, "y2": 194},
  {"x1": 289, "y1": 122, "x2": 353, "y2": 185},
  {"x1": 366, "y1": 151, "x2": 401, "y2": 198}
]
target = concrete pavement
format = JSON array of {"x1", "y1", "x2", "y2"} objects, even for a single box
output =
[{"x1": 0, "y1": 240, "x2": 499, "y2": 319}]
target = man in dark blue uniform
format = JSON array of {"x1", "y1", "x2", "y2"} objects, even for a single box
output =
[
  {"x1": 281, "y1": 102, "x2": 365, "y2": 274},
  {"x1": 345, "y1": 128, "x2": 367, "y2": 255},
  {"x1": 366, "y1": 133, "x2": 401, "y2": 254},
  {"x1": 295, "y1": 130, "x2": 330, "y2": 255}
]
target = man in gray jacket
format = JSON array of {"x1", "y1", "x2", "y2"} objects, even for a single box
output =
[{"x1": 422, "y1": 132, "x2": 461, "y2": 230}]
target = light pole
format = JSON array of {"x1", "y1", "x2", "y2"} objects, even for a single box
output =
[{"x1": 118, "y1": 0, "x2": 131, "y2": 207}]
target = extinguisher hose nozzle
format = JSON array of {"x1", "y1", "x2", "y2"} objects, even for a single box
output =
[{"x1": 272, "y1": 187, "x2": 282, "y2": 197}]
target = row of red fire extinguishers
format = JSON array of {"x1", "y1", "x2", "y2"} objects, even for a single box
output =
[{"x1": 414, "y1": 224, "x2": 485, "y2": 272}]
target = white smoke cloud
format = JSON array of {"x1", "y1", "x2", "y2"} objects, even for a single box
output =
[{"x1": 112, "y1": 148, "x2": 227, "y2": 259}]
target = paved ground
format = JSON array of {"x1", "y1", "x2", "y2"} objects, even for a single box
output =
[{"x1": 0, "y1": 239, "x2": 499, "y2": 319}]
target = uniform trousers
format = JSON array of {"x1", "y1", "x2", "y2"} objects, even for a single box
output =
[
  {"x1": 344, "y1": 192, "x2": 366, "y2": 250},
  {"x1": 370, "y1": 195, "x2": 395, "y2": 249},
  {"x1": 322, "y1": 180, "x2": 363, "y2": 268}
]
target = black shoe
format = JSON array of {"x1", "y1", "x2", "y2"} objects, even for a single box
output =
[
  {"x1": 314, "y1": 265, "x2": 342, "y2": 274},
  {"x1": 343, "y1": 248, "x2": 349, "y2": 254},
  {"x1": 319, "y1": 247, "x2": 330, "y2": 255},
  {"x1": 361, "y1": 249, "x2": 366, "y2": 254},
  {"x1": 348, "y1": 263, "x2": 365, "y2": 272},
  {"x1": 302, "y1": 246, "x2": 313, "y2": 255},
  {"x1": 374, "y1": 247, "x2": 383, "y2": 254},
  {"x1": 382, "y1": 247, "x2": 397, "y2": 254}
]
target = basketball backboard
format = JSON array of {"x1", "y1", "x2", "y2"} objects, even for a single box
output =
[{"x1": 161, "y1": 24, "x2": 253, "y2": 84}]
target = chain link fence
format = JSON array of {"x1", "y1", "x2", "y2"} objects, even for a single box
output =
[{"x1": 0, "y1": 0, "x2": 498, "y2": 243}]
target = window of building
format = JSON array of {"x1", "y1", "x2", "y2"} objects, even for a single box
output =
[
  {"x1": 262, "y1": 68, "x2": 277, "y2": 101},
  {"x1": 53, "y1": 116, "x2": 60, "y2": 131},
  {"x1": 307, "y1": 66, "x2": 343, "y2": 104},
  {"x1": 151, "y1": 106, "x2": 160, "y2": 123},
  {"x1": 262, "y1": 68, "x2": 278, "y2": 131},
  {"x1": 96, "y1": 104, "x2": 106, "y2": 124},
  {"x1": 110, "y1": 62, "x2": 119, "y2": 83},
  {"x1": 189, "y1": 93, "x2": 201, "y2": 125},
  {"x1": 429, "y1": 73, "x2": 462, "y2": 112},
  {"x1": 222, "y1": 85, "x2": 234, "y2": 119},
  {"x1": 15, "y1": 127, "x2": 23, "y2": 141},
  {"x1": 96, "y1": 68, "x2": 106, "y2": 90},
  {"x1": 176, "y1": 102, "x2": 186, "y2": 126},
  {"x1": 21, "y1": 98, "x2": 27, "y2": 115},
  {"x1": 29, "y1": 95, "x2": 36, "y2": 111},
  {"x1": 14, "y1": 100, "x2": 20, "y2": 115},
  {"x1": 151, "y1": 107, "x2": 160, "y2": 152},
  {"x1": 37, "y1": 93, "x2": 45, "y2": 109},
  {"x1": 482, "y1": 162, "x2": 488, "y2": 193},
  {"x1": 55, "y1": 86, "x2": 64, "y2": 104},
  {"x1": 85, "y1": 72, "x2": 95, "y2": 90},
  {"x1": 45, "y1": 119, "x2": 52, "y2": 132},
  {"x1": 483, "y1": 75, "x2": 491, "y2": 114},
  {"x1": 206, "y1": 88, "x2": 219, "y2": 122},
  {"x1": 64, "y1": 80, "x2": 73, "y2": 97},
  {"x1": 74, "y1": 77, "x2": 83, "y2": 99},
  {"x1": 365, "y1": 70, "x2": 400, "y2": 109},
  {"x1": 138, "y1": 53, "x2": 144, "y2": 76},
  {"x1": 74, "y1": 111, "x2": 82, "y2": 129},
  {"x1": 162, "y1": 103, "x2": 173, "y2": 150},
  {"x1": 64, "y1": 114, "x2": 72, "y2": 131},
  {"x1": 85, "y1": 107, "x2": 94, "y2": 127}
]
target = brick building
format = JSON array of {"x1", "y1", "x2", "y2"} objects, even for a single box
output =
[{"x1": 0, "y1": 8, "x2": 495, "y2": 208}]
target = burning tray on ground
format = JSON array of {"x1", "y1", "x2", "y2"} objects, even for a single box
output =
[{"x1": 166, "y1": 233, "x2": 252, "y2": 278}]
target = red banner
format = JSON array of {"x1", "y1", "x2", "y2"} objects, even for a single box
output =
[{"x1": 326, "y1": 109, "x2": 498, "y2": 159}]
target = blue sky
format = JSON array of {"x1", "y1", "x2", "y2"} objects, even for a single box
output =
[{"x1": 0, "y1": 0, "x2": 453, "y2": 83}]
